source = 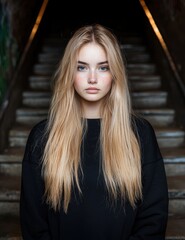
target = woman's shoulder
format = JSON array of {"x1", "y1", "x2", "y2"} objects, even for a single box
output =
[
  {"x1": 132, "y1": 114, "x2": 156, "y2": 140},
  {"x1": 132, "y1": 115, "x2": 163, "y2": 164},
  {"x1": 22, "y1": 119, "x2": 48, "y2": 165},
  {"x1": 29, "y1": 119, "x2": 48, "y2": 136},
  {"x1": 26, "y1": 119, "x2": 48, "y2": 151},
  {"x1": 131, "y1": 114, "x2": 158, "y2": 149},
  {"x1": 27, "y1": 119, "x2": 47, "y2": 142}
]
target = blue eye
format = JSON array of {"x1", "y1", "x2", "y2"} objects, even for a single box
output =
[
  {"x1": 77, "y1": 65, "x2": 86, "y2": 71},
  {"x1": 99, "y1": 65, "x2": 109, "y2": 71}
]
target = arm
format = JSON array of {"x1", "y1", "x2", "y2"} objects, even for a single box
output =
[
  {"x1": 20, "y1": 121, "x2": 51, "y2": 240},
  {"x1": 129, "y1": 119, "x2": 169, "y2": 240}
]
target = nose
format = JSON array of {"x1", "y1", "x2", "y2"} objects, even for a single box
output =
[{"x1": 88, "y1": 70, "x2": 97, "y2": 84}]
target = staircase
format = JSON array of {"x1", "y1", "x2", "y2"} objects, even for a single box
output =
[{"x1": 0, "y1": 32, "x2": 185, "y2": 239}]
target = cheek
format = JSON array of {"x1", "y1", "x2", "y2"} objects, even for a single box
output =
[
  {"x1": 74, "y1": 73, "x2": 87, "y2": 89},
  {"x1": 74, "y1": 76, "x2": 82, "y2": 90},
  {"x1": 104, "y1": 78, "x2": 113, "y2": 91},
  {"x1": 74, "y1": 82, "x2": 80, "y2": 93},
  {"x1": 74, "y1": 81, "x2": 86, "y2": 96}
]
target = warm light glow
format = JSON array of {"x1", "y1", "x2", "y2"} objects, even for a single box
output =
[
  {"x1": 19, "y1": 0, "x2": 49, "y2": 66},
  {"x1": 139, "y1": 0, "x2": 185, "y2": 96},
  {"x1": 139, "y1": 0, "x2": 177, "y2": 71},
  {"x1": 29, "y1": 0, "x2": 49, "y2": 42}
]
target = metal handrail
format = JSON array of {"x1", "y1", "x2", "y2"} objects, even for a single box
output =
[
  {"x1": 19, "y1": 0, "x2": 49, "y2": 67},
  {"x1": 0, "y1": 0, "x2": 49, "y2": 151},
  {"x1": 139, "y1": 0, "x2": 185, "y2": 98},
  {"x1": 0, "y1": 0, "x2": 49, "y2": 118}
]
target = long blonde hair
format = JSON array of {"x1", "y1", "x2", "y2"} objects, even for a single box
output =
[{"x1": 42, "y1": 24, "x2": 142, "y2": 213}]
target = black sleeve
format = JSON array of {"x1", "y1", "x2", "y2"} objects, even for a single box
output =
[
  {"x1": 20, "y1": 121, "x2": 51, "y2": 240},
  {"x1": 129, "y1": 118, "x2": 169, "y2": 240}
]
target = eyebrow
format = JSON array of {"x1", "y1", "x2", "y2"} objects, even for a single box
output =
[{"x1": 77, "y1": 61, "x2": 108, "y2": 65}]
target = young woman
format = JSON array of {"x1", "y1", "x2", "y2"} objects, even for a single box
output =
[{"x1": 20, "y1": 24, "x2": 169, "y2": 240}]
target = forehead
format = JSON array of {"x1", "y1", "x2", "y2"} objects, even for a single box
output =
[{"x1": 78, "y1": 43, "x2": 107, "y2": 60}]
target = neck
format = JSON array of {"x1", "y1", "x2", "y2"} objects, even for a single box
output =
[{"x1": 82, "y1": 101, "x2": 101, "y2": 119}]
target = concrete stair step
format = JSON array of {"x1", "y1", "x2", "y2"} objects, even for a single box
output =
[
  {"x1": 1, "y1": 147, "x2": 184, "y2": 177},
  {"x1": 129, "y1": 75, "x2": 161, "y2": 90},
  {"x1": 23, "y1": 89, "x2": 168, "y2": 109},
  {"x1": 0, "y1": 175, "x2": 20, "y2": 201},
  {"x1": 9, "y1": 126, "x2": 31, "y2": 147},
  {"x1": 41, "y1": 45, "x2": 65, "y2": 53},
  {"x1": 168, "y1": 175, "x2": 185, "y2": 196},
  {"x1": 0, "y1": 147, "x2": 24, "y2": 176},
  {"x1": 132, "y1": 91, "x2": 168, "y2": 108},
  {"x1": 22, "y1": 98, "x2": 50, "y2": 108},
  {"x1": 121, "y1": 44, "x2": 147, "y2": 53},
  {"x1": 0, "y1": 175, "x2": 20, "y2": 222},
  {"x1": 0, "y1": 157, "x2": 22, "y2": 176},
  {"x1": 168, "y1": 175, "x2": 185, "y2": 216},
  {"x1": 163, "y1": 147, "x2": 185, "y2": 176},
  {"x1": 125, "y1": 52, "x2": 151, "y2": 63},
  {"x1": 155, "y1": 128, "x2": 185, "y2": 148},
  {"x1": 1, "y1": 143, "x2": 185, "y2": 176},
  {"x1": 16, "y1": 107, "x2": 48, "y2": 116},
  {"x1": 135, "y1": 108, "x2": 175, "y2": 127},
  {"x1": 0, "y1": 214, "x2": 21, "y2": 239},
  {"x1": 166, "y1": 214, "x2": 185, "y2": 239},
  {"x1": 16, "y1": 108, "x2": 48, "y2": 125},
  {"x1": 0, "y1": 153, "x2": 22, "y2": 163},
  {"x1": 162, "y1": 147, "x2": 185, "y2": 163},
  {"x1": 29, "y1": 74, "x2": 161, "y2": 92},
  {"x1": 0, "y1": 177, "x2": 19, "y2": 239},
  {"x1": 32, "y1": 64, "x2": 57, "y2": 76},
  {"x1": 29, "y1": 75, "x2": 51, "y2": 90},
  {"x1": 129, "y1": 75, "x2": 161, "y2": 81},
  {"x1": 22, "y1": 91, "x2": 51, "y2": 98},
  {"x1": 8, "y1": 124, "x2": 185, "y2": 148},
  {"x1": 22, "y1": 91, "x2": 51, "y2": 107},
  {"x1": 37, "y1": 52, "x2": 61, "y2": 64},
  {"x1": 127, "y1": 63, "x2": 157, "y2": 75},
  {"x1": 3, "y1": 147, "x2": 25, "y2": 155}
]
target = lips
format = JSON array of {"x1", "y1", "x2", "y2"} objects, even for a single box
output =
[{"x1": 85, "y1": 87, "x2": 100, "y2": 93}]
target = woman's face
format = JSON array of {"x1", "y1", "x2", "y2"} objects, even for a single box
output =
[{"x1": 74, "y1": 43, "x2": 113, "y2": 110}]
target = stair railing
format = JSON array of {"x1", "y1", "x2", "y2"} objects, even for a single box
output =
[
  {"x1": 0, "y1": 0, "x2": 49, "y2": 152},
  {"x1": 139, "y1": 0, "x2": 185, "y2": 98}
]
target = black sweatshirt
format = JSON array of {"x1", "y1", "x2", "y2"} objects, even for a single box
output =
[{"x1": 20, "y1": 117, "x2": 169, "y2": 240}]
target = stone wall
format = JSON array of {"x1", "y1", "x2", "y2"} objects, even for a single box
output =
[
  {"x1": 145, "y1": 0, "x2": 185, "y2": 84},
  {"x1": 0, "y1": 0, "x2": 42, "y2": 102},
  {"x1": 1, "y1": 0, "x2": 42, "y2": 50}
]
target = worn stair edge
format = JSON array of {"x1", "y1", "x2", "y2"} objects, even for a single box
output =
[{"x1": 121, "y1": 44, "x2": 147, "y2": 52}]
